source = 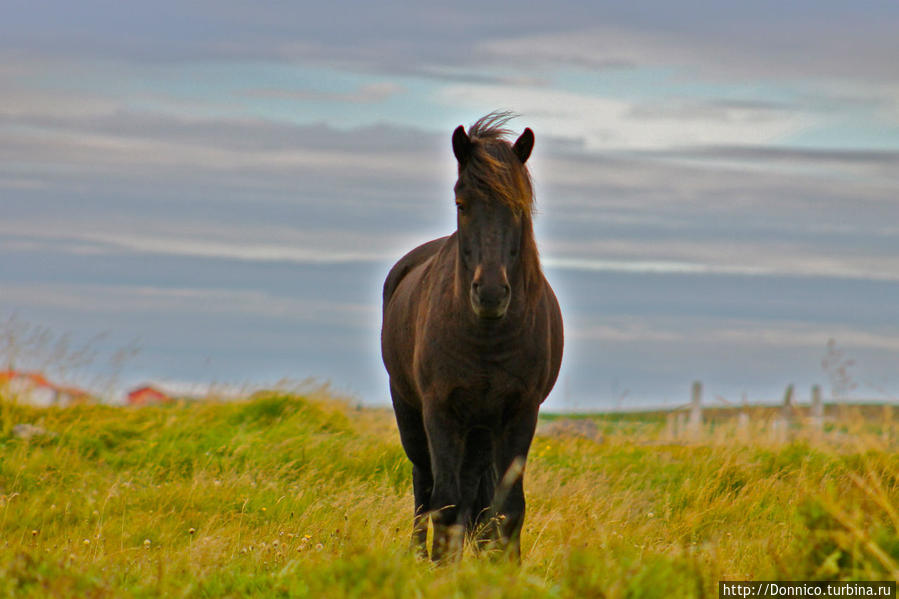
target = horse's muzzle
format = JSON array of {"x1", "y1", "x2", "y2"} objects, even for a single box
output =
[{"x1": 470, "y1": 281, "x2": 511, "y2": 320}]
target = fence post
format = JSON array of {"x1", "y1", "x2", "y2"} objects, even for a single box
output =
[
  {"x1": 666, "y1": 412, "x2": 677, "y2": 441},
  {"x1": 810, "y1": 384, "x2": 823, "y2": 434},
  {"x1": 677, "y1": 412, "x2": 687, "y2": 439},
  {"x1": 771, "y1": 384, "x2": 794, "y2": 443},
  {"x1": 737, "y1": 392, "x2": 750, "y2": 440},
  {"x1": 883, "y1": 404, "x2": 893, "y2": 443},
  {"x1": 688, "y1": 381, "x2": 703, "y2": 438},
  {"x1": 782, "y1": 384, "x2": 794, "y2": 420}
]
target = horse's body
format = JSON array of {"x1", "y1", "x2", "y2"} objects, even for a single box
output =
[{"x1": 381, "y1": 113, "x2": 563, "y2": 561}]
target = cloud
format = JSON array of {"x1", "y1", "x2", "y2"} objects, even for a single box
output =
[
  {"x1": 0, "y1": 281, "x2": 378, "y2": 328},
  {"x1": 626, "y1": 99, "x2": 798, "y2": 123},
  {"x1": 570, "y1": 315, "x2": 899, "y2": 353},
  {"x1": 244, "y1": 82, "x2": 404, "y2": 104},
  {"x1": 532, "y1": 142, "x2": 899, "y2": 222},
  {"x1": 479, "y1": 28, "x2": 691, "y2": 72},
  {"x1": 477, "y1": 23, "x2": 899, "y2": 84},
  {"x1": 0, "y1": 110, "x2": 448, "y2": 186},
  {"x1": 435, "y1": 83, "x2": 811, "y2": 150},
  {"x1": 671, "y1": 145, "x2": 899, "y2": 180},
  {"x1": 0, "y1": 220, "x2": 430, "y2": 267},
  {"x1": 470, "y1": 24, "x2": 899, "y2": 135},
  {"x1": 3, "y1": 100, "x2": 897, "y2": 286},
  {"x1": 545, "y1": 257, "x2": 772, "y2": 277},
  {"x1": 0, "y1": 86, "x2": 122, "y2": 120},
  {"x1": 545, "y1": 249, "x2": 899, "y2": 282},
  {"x1": 65, "y1": 233, "x2": 389, "y2": 265},
  {"x1": 5, "y1": 3, "x2": 895, "y2": 86}
]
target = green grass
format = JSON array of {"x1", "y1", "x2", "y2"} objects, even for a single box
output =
[{"x1": 1, "y1": 391, "x2": 897, "y2": 598}]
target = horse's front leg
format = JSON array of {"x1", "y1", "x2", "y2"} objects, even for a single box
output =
[
  {"x1": 411, "y1": 464, "x2": 432, "y2": 556},
  {"x1": 422, "y1": 404, "x2": 469, "y2": 562},
  {"x1": 492, "y1": 403, "x2": 539, "y2": 563}
]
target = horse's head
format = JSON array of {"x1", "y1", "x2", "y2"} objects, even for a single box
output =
[{"x1": 451, "y1": 115, "x2": 535, "y2": 320}]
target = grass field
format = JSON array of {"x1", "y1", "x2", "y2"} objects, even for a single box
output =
[{"x1": 1, "y1": 390, "x2": 897, "y2": 598}]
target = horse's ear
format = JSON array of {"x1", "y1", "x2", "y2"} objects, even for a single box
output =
[
  {"x1": 452, "y1": 125, "x2": 471, "y2": 165},
  {"x1": 512, "y1": 127, "x2": 534, "y2": 163}
]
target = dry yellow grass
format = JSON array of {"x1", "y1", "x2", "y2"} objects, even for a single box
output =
[{"x1": 0, "y1": 391, "x2": 896, "y2": 597}]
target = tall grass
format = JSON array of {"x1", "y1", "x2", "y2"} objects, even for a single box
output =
[{"x1": 1, "y1": 391, "x2": 896, "y2": 598}]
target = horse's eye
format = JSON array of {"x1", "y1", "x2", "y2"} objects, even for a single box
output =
[{"x1": 455, "y1": 201, "x2": 465, "y2": 213}]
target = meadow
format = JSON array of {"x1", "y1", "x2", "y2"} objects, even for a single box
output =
[{"x1": 1, "y1": 390, "x2": 897, "y2": 598}]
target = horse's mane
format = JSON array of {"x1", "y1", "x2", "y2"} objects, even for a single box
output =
[{"x1": 461, "y1": 111, "x2": 534, "y2": 217}]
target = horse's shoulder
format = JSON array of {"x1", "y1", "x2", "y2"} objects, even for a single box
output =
[{"x1": 382, "y1": 235, "x2": 452, "y2": 307}]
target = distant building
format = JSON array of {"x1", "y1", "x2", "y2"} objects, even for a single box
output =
[
  {"x1": 0, "y1": 370, "x2": 90, "y2": 406},
  {"x1": 127, "y1": 385, "x2": 172, "y2": 406}
]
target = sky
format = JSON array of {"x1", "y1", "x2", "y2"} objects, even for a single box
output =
[{"x1": 2, "y1": 1, "x2": 899, "y2": 409}]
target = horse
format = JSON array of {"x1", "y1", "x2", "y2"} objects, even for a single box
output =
[{"x1": 381, "y1": 112, "x2": 563, "y2": 562}]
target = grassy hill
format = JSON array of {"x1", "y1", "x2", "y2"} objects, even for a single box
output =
[{"x1": 1, "y1": 391, "x2": 897, "y2": 598}]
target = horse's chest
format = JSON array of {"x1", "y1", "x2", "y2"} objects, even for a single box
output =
[{"x1": 415, "y1": 329, "x2": 540, "y2": 402}]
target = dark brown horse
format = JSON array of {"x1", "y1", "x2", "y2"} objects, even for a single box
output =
[{"x1": 381, "y1": 112, "x2": 563, "y2": 561}]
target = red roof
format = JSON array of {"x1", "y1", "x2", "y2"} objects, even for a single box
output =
[
  {"x1": 127, "y1": 386, "x2": 172, "y2": 405},
  {"x1": 0, "y1": 370, "x2": 90, "y2": 402},
  {"x1": 0, "y1": 370, "x2": 52, "y2": 388}
]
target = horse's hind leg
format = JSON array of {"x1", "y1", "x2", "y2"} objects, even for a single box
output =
[{"x1": 390, "y1": 384, "x2": 432, "y2": 558}]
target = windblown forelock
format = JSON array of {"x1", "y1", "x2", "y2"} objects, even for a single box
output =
[{"x1": 461, "y1": 113, "x2": 534, "y2": 217}]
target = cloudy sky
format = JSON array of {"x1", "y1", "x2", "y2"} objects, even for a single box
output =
[{"x1": 2, "y1": 1, "x2": 899, "y2": 408}]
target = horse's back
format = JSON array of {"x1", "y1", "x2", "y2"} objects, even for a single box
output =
[{"x1": 382, "y1": 236, "x2": 448, "y2": 311}]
